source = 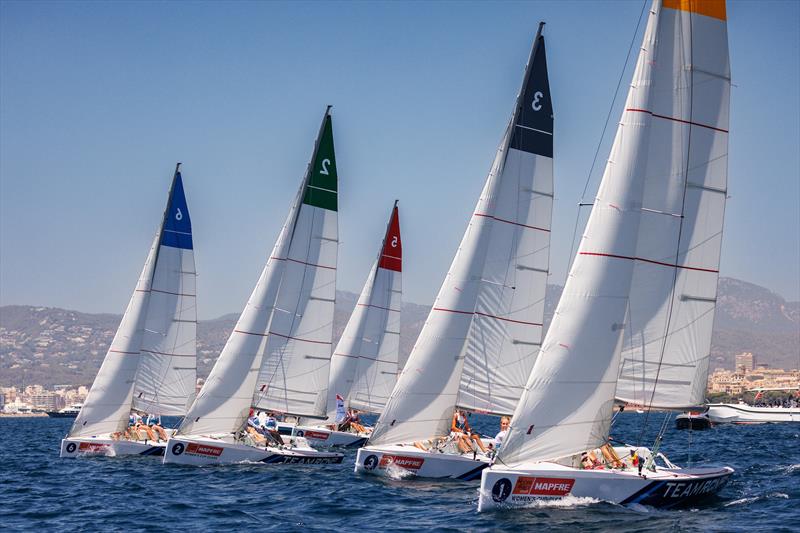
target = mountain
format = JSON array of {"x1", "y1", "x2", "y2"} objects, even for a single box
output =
[{"x1": 1, "y1": 278, "x2": 798, "y2": 388}]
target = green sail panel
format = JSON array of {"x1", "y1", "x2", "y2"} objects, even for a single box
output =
[{"x1": 303, "y1": 114, "x2": 338, "y2": 211}]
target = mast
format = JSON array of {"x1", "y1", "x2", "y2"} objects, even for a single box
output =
[
  {"x1": 499, "y1": 0, "x2": 731, "y2": 466},
  {"x1": 370, "y1": 25, "x2": 554, "y2": 446}
]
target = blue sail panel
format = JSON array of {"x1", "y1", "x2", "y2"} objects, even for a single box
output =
[{"x1": 161, "y1": 171, "x2": 193, "y2": 250}]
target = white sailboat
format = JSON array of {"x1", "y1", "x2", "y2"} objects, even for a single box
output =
[
  {"x1": 61, "y1": 164, "x2": 197, "y2": 457},
  {"x1": 478, "y1": 0, "x2": 734, "y2": 510},
  {"x1": 293, "y1": 201, "x2": 403, "y2": 448},
  {"x1": 163, "y1": 108, "x2": 343, "y2": 465},
  {"x1": 355, "y1": 23, "x2": 554, "y2": 480}
]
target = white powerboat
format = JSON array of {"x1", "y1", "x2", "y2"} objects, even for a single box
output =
[{"x1": 707, "y1": 403, "x2": 799, "y2": 424}]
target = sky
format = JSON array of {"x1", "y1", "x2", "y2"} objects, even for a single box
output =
[{"x1": 1, "y1": 0, "x2": 798, "y2": 320}]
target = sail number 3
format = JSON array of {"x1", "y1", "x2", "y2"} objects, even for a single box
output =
[{"x1": 531, "y1": 91, "x2": 544, "y2": 112}]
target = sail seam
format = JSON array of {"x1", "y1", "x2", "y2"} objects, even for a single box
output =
[
  {"x1": 579, "y1": 252, "x2": 718, "y2": 273},
  {"x1": 625, "y1": 108, "x2": 728, "y2": 133},
  {"x1": 269, "y1": 256, "x2": 336, "y2": 270},
  {"x1": 473, "y1": 213, "x2": 550, "y2": 233},
  {"x1": 433, "y1": 307, "x2": 543, "y2": 326},
  {"x1": 151, "y1": 288, "x2": 196, "y2": 297},
  {"x1": 357, "y1": 303, "x2": 401, "y2": 312}
]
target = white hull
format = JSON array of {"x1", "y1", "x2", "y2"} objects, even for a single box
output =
[
  {"x1": 60, "y1": 436, "x2": 166, "y2": 458},
  {"x1": 278, "y1": 422, "x2": 369, "y2": 448},
  {"x1": 706, "y1": 403, "x2": 800, "y2": 424},
  {"x1": 478, "y1": 461, "x2": 733, "y2": 511},
  {"x1": 162, "y1": 435, "x2": 344, "y2": 466},
  {"x1": 354, "y1": 445, "x2": 490, "y2": 480}
]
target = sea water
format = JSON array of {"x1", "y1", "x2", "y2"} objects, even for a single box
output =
[{"x1": 1, "y1": 412, "x2": 798, "y2": 532}]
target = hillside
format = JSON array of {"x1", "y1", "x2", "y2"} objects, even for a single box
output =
[{"x1": 1, "y1": 277, "x2": 797, "y2": 387}]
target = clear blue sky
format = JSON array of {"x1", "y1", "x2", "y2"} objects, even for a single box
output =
[{"x1": 1, "y1": 0, "x2": 798, "y2": 319}]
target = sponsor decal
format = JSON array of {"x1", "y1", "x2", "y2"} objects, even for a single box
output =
[
  {"x1": 303, "y1": 430, "x2": 329, "y2": 441},
  {"x1": 65, "y1": 442, "x2": 77, "y2": 453},
  {"x1": 171, "y1": 442, "x2": 185, "y2": 456},
  {"x1": 78, "y1": 442, "x2": 110, "y2": 453},
  {"x1": 281, "y1": 456, "x2": 341, "y2": 464},
  {"x1": 378, "y1": 455, "x2": 424, "y2": 471},
  {"x1": 512, "y1": 476, "x2": 575, "y2": 497},
  {"x1": 492, "y1": 478, "x2": 513, "y2": 502},
  {"x1": 363, "y1": 454, "x2": 379, "y2": 471},
  {"x1": 660, "y1": 477, "x2": 730, "y2": 500},
  {"x1": 186, "y1": 443, "x2": 224, "y2": 457},
  {"x1": 296, "y1": 430, "x2": 304, "y2": 437}
]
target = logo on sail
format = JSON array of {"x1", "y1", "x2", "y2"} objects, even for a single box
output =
[{"x1": 302, "y1": 430, "x2": 330, "y2": 441}]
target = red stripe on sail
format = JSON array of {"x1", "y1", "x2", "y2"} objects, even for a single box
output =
[
  {"x1": 378, "y1": 204, "x2": 402, "y2": 272},
  {"x1": 433, "y1": 307, "x2": 542, "y2": 326}
]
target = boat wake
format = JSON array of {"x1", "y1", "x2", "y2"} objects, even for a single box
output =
[
  {"x1": 724, "y1": 492, "x2": 788, "y2": 507},
  {"x1": 519, "y1": 495, "x2": 602, "y2": 509}
]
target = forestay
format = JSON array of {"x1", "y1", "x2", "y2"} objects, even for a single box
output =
[
  {"x1": 370, "y1": 26, "x2": 553, "y2": 447},
  {"x1": 327, "y1": 203, "x2": 402, "y2": 419},
  {"x1": 500, "y1": 0, "x2": 730, "y2": 467}
]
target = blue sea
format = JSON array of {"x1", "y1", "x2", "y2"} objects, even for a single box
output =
[{"x1": 1, "y1": 413, "x2": 798, "y2": 532}]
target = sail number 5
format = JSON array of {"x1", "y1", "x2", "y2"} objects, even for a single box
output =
[
  {"x1": 320, "y1": 158, "x2": 331, "y2": 175},
  {"x1": 531, "y1": 91, "x2": 544, "y2": 111},
  {"x1": 391, "y1": 236, "x2": 398, "y2": 248}
]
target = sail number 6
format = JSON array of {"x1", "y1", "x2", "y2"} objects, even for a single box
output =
[
  {"x1": 320, "y1": 158, "x2": 331, "y2": 175},
  {"x1": 175, "y1": 208, "x2": 183, "y2": 221},
  {"x1": 531, "y1": 91, "x2": 543, "y2": 111}
]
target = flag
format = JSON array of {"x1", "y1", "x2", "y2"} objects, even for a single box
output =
[
  {"x1": 335, "y1": 394, "x2": 345, "y2": 423},
  {"x1": 754, "y1": 391, "x2": 763, "y2": 401}
]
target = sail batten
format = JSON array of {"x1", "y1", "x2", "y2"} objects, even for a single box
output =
[{"x1": 370, "y1": 27, "x2": 553, "y2": 446}]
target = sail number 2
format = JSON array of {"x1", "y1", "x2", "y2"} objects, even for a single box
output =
[
  {"x1": 320, "y1": 158, "x2": 331, "y2": 175},
  {"x1": 531, "y1": 91, "x2": 544, "y2": 112}
]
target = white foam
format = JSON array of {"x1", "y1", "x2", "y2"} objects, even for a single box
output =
[{"x1": 519, "y1": 495, "x2": 602, "y2": 509}]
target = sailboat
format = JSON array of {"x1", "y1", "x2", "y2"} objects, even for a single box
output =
[
  {"x1": 163, "y1": 108, "x2": 343, "y2": 465},
  {"x1": 478, "y1": 0, "x2": 734, "y2": 510},
  {"x1": 355, "y1": 23, "x2": 554, "y2": 480},
  {"x1": 292, "y1": 201, "x2": 403, "y2": 447},
  {"x1": 61, "y1": 164, "x2": 197, "y2": 457}
]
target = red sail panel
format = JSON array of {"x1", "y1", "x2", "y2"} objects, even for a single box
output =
[{"x1": 378, "y1": 205, "x2": 401, "y2": 272}]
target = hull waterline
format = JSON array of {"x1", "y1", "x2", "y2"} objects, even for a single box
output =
[{"x1": 60, "y1": 437, "x2": 166, "y2": 458}]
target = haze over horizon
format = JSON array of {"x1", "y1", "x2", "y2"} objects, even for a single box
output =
[{"x1": 1, "y1": 1, "x2": 798, "y2": 320}]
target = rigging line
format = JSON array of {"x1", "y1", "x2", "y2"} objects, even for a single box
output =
[
  {"x1": 563, "y1": 0, "x2": 649, "y2": 280},
  {"x1": 640, "y1": 4, "x2": 696, "y2": 445}
]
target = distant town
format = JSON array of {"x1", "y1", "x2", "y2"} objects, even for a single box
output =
[{"x1": 3, "y1": 351, "x2": 798, "y2": 415}]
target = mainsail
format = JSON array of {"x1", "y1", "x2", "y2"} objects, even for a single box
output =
[
  {"x1": 327, "y1": 202, "x2": 402, "y2": 419},
  {"x1": 500, "y1": 0, "x2": 730, "y2": 466},
  {"x1": 70, "y1": 165, "x2": 196, "y2": 437},
  {"x1": 179, "y1": 108, "x2": 338, "y2": 436},
  {"x1": 370, "y1": 25, "x2": 553, "y2": 446}
]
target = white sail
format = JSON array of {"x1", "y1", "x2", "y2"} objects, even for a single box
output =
[
  {"x1": 177, "y1": 199, "x2": 296, "y2": 437},
  {"x1": 500, "y1": 0, "x2": 730, "y2": 466},
  {"x1": 179, "y1": 108, "x2": 339, "y2": 435},
  {"x1": 70, "y1": 165, "x2": 195, "y2": 437},
  {"x1": 614, "y1": 0, "x2": 730, "y2": 409},
  {"x1": 370, "y1": 28, "x2": 553, "y2": 446},
  {"x1": 252, "y1": 111, "x2": 339, "y2": 419},
  {"x1": 327, "y1": 203, "x2": 402, "y2": 418},
  {"x1": 133, "y1": 172, "x2": 198, "y2": 416},
  {"x1": 69, "y1": 237, "x2": 157, "y2": 438}
]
